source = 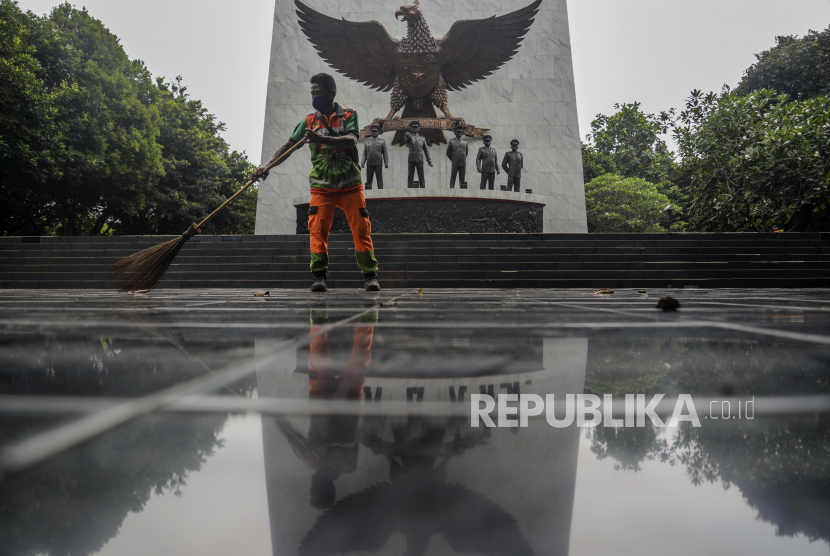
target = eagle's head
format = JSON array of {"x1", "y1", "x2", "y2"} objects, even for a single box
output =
[{"x1": 395, "y1": 0, "x2": 422, "y2": 25}]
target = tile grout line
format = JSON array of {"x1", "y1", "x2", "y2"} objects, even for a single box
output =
[{"x1": 0, "y1": 290, "x2": 415, "y2": 480}]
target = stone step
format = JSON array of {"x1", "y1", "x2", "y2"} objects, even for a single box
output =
[
  {"x1": 1, "y1": 245, "x2": 827, "y2": 257},
  {"x1": 2, "y1": 233, "x2": 828, "y2": 289},
  {"x1": 4, "y1": 260, "x2": 830, "y2": 274},
  {"x1": 2, "y1": 277, "x2": 828, "y2": 290},
  {"x1": 3, "y1": 251, "x2": 829, "y2": 262},
  {"x1": 3, "y1": 267, "x2": 829, "y2": 282}
]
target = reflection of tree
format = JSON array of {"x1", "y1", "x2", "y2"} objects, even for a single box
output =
[
  {"x1": 662, "y1": 418, "x2": 830, "y2": 544},
  {"x1": 297, "y1": 416, "x2": 533, "y2": 556},
  {"x1": 0, "y1": 329, "x2": 254, "y2": 399},
  {"x1": 586, "y1": 337, "x2": 830, "y2": 399},
  {"x1": 0, "y1": 413, "x2": 228, "y2": 556},
  {"x1": 585, "y1": 338, "x2": 830, "y2": 545},
  {"x1": 0, "y1": 319, "x2": 253, "y2": 555},
  {"x1": 590, "y1": 424, "x2": 665, "y2": 472}
]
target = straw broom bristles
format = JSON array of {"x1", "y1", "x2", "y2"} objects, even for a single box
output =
[
  {"x1": 108, "y1": 223, "x2": 200, "y2": 292},
  {"x1": 108, "y1": 136, "x2": 310, "y2": 292}
]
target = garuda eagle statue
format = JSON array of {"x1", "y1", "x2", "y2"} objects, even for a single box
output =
[{"x1": 295, "y1": 0, "x2": 542, "y2": 144}]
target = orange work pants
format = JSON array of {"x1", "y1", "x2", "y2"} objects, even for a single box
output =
[{"x1": 308, "y1": 188, "x2": 378, "y2": 276}]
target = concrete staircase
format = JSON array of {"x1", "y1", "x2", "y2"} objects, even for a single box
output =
[{"x1": 1, "y1": 233, "x2": 829, "y2": 289}]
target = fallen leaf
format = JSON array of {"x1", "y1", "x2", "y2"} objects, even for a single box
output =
[
  {"x1": 418, "y1": 289, "x2": 423, "y2": 295},
  {"x1": 657, "y1": 296, "x2": 681, "y2": 311},
  {"x1": 592, "y1": 289, "x2": 614, "y2": 294},
  {"x1": 638, "y1": 289, "x2": 648, "y2": 294},
  {"x1": 254, "y1": 291, "x2": 270, "y2": 297}
]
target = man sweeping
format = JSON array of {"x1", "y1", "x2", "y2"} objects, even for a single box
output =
[{"x1": 253, "y1": 73, "x2": 380, "y2": 292}]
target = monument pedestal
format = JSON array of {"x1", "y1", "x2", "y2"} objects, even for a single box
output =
[{"x1": 293, "y1": 189, "x2": 546, "y2": 234}]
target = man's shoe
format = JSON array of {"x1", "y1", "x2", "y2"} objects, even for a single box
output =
[
  {"x1": 364, "y1": 274, "x2": 381, "y2": 292},
  {"x1": 311, "y1": 274, "x2": 328, "y2": 292}
]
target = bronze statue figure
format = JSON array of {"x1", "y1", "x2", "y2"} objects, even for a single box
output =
[
  {"x1": 295, "y1": 0, "x2": 542, "y2": 144},
  {"x1": 405, "y1": 120, "x2": 432, "y2": 188},
  {"x1": 361, "y1": 124, "x2": 388, "y2": 189},
  {"x1": 446, "y1": 123, "x2": 468, "y2": 189},
  {"x1": 476, "y1": 135, "x2": 499, "y2": 190},
  {"x1": 501, "y1": 139, "x2": 523, "y2": 192}
]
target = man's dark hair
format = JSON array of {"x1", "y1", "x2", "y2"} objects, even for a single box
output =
[
  {"x1": 310, "y1": 73, "x2": 336, "y2": 92},
  {"x1": 410, "y1": 120, "x2": 420, "y2": 128}
]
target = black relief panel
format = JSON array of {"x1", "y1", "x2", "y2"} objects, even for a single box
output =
[{"x1": 296, "y1": 198, "x2": 544, "y2": 234}]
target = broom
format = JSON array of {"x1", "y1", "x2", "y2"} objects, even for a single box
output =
[{"x1": 109, "y1": 136, "x2": 309, "y2": 292}]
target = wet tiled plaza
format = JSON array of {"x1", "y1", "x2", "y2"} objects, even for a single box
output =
[{"x1": 1, "y1": 288, "x2": 829, "y2": 555}]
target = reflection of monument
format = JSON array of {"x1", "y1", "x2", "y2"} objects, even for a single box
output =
[
  {"x1": 255, "y1": 306, "x2": 588, "y2": 555},
  {"x1": 257, "y1": 0, "x2": 588, "y2": 234}
]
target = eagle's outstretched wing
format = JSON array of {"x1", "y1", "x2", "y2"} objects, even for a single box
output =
[
  {"x1": 297, "y1": 483, "x2": 398, "y2": 555},
  {"x1": 436, "y1": 0, "x2": 542, "y2": 91},
  {"x1": 295, "y1": 0, "x2": 399, "y2": 92}
]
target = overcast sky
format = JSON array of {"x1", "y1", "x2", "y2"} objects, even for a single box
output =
[{"x1": 18, "y1": 0, "x2": 830, "y2": 161}]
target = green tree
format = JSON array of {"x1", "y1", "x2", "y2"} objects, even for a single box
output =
[
  {"x1": 735, "y1": 26, "x2": 830, "y2": 101},
  {"x1": 0, "y1": 2, "x2": 257, "y2": 237},
  {"x1": 674, "y1": 89, "x2": 830, "y2": 232},
  {"x1": 584, "y1": 173, "x2": 681, "y2": 233},
  {"x1": 41, "y1": 4, "x2": 164, "y2": 236},
  {"x1": 112, "y1": 77, "x2": 257, "y2": 235},
  {"x1": 582, "y1": 102, "x2": 676, "y2": 185},
  {"x1": 0, "y1": 0, "x2": 65, "y2": 234},
  {"x1": 580, "y1": 142, "x2": 617, "y2": 184}
]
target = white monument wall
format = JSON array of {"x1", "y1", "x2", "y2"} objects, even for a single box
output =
[{"x1": 256, "y1": 0, "x2": 587, "y2": 234}]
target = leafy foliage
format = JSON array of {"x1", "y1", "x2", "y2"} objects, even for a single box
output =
[
  {"x1": 0, "y1": 414, "x2": 228, "y2": 556},
  {"x1": 735, "y1": 26, "x2": 830, "y2": 101},
  {"x1": 674, "y1": 89, "x2": 830, "y2": 231},
  {"x1": 586, "y1": 337, "x2": 830, "y2": 543},
  {"x1": 582, "y1": 102, "x2": 676, "y2": 185},
  {"x1": 0, "y1": 1, "x2": 256, "y2": 237},
  {"x1": 580, "y1": 142, "x2": 617, "y2": 184},
  {"x1": 584, "y1": 173, "x2": 681, "y2": 233},
  {"x1": 114, "y1": 77, "x2": 257, "y2": 235}
]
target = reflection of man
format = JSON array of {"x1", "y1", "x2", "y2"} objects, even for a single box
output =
[
  {"x1": 405, "y1": 120, "x2": 432, "y2": 188},
  {"x1": 476, "y1": 135, "x2": 499, "y2": 190},
  {"x1": 253, "y1": 72, "x2": 380, "y2": 293},
  {"x1": 361, "y1": 124, "x2": 388, "y2": 189},
  {"x1": 446, "y1": 123, "x2": 468, "y2": 189},
  {"x1": 277, "y1": 309, "x2": 376, "y2": 509},
  {"x1": 501, "y1": 139, "x2": 523, "y2": 192}
]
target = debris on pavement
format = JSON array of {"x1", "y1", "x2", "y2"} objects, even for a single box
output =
[{"x1": 657, "y1": 296, "x2": 681, "y2": 311}]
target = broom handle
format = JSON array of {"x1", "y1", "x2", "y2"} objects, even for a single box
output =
[{"x1": 196, "y1": 136, "x2": 310, "y2": 230}]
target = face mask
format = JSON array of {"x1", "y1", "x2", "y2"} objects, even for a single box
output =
[{"x1": 311, "y1": 94, "x2": 329, "y2": 112}]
